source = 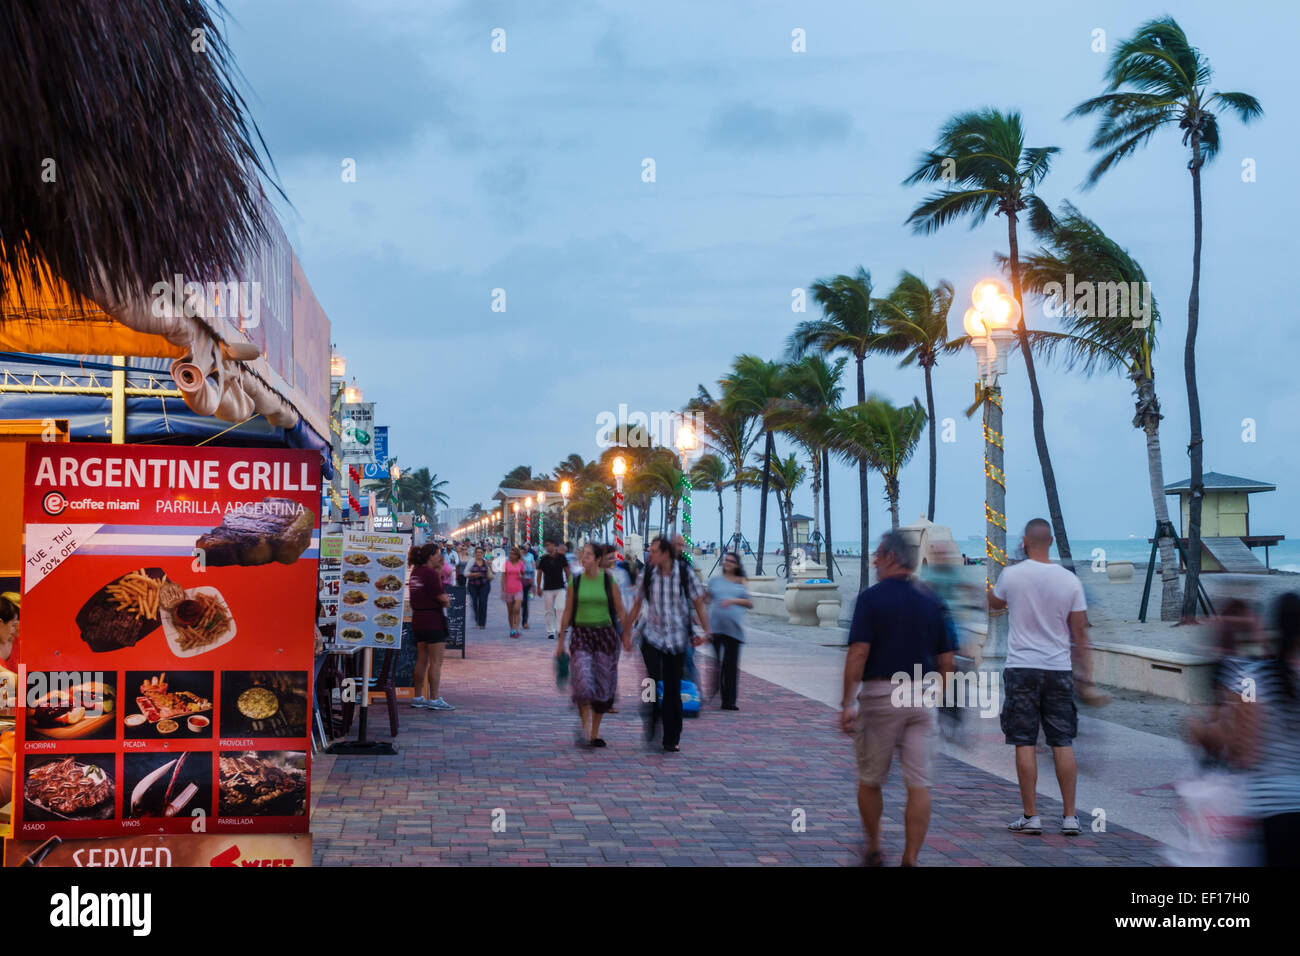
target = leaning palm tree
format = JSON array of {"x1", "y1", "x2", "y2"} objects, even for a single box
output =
[
  {"x1": 0, "y1": 0, "x2": 277, "y2": 309},
  {"x1": 1011, "y1": 203, "x2": 1182, "y2": 620},
  {"x1": 761, "y1": 452, "x2": 805, "y2": 581},
  {"x1": 904, "y1": 109, "x2": 1076, "y2": 570},
  {"x1": 873, "y1": 273, "x2": 963, "y2": 522},
  {"x1": 825, "y1": 398, "x2": 928, "y2": 533},
  {"x1": 690, "y1": 453, "x2": 728, "y2": 557},
  {"x1": 767, "y1": 355, "x2": 846, "y2": 576},
  {"x1": 687, "y1": 384, "x2": 761, "y2": 553},
  {"x1": 401, "y1": 468, "x2": 450, "y2": 522},
  {"x1": 791, "y1": 267, "x2": 883, "y2": 582},
  {"x1": 721, "y1": 355, "x2": 789, "y2": 574},
  {"x1": 1069, "y1": 16, "x2": 1262, "y2": 618}
]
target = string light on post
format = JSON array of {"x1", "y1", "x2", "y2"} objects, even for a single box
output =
[
  {"x1": 963, "y1": 278, "x2": 1020, "y2": 663},
  {"x1": 560, "y1": 480, "x2": 571, "y2": 545},
  {"x1": 537, "y1": 491, "x2": 546, "y2": 548},
  {"x1": 512, "y1": 502, "x2": 519, "y2": 548},
  {"x1": 674, "y1": 417, "x2": 698, "y2": 563},
  {"x1": 612, "y1": 456, "x2": 627, "y2": 562}
]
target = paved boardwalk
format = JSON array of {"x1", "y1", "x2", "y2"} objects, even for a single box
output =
[{"x1": 310, "y1": 591, "x2": 1165, "y2": 866}]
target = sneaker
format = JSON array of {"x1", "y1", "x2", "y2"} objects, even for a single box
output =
[
  {"x1": 427, "y1": 697, "x2": 456, "y2": 711},
  {"x1": 1008, "y1": 814, "x2": 1042, "y2": 834},
  {"x1": 1061, "y1": 815, "x2": 1081, "y2": 835},
  {"x1": 410, "y1": 697, "x2": 428, "y2": 709},
  {"x1": 548, "y1": 633, "x2": 555, "y2": 640}
]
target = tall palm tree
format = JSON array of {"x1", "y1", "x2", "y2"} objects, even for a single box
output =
[
  {"x1": 721, "y1": 355, "x2": 789, "y2": 574},
  {"x1": 825, "y1": 398, "x2": 928, "y2": 532},
  {"x1": 791, "y1": 267, "x2": 882, "y2": 582},
  {"x1": 1069, "y1": 16, "x2": 1262, "y2": 618},
  {"x1": 873, "y1": 273, "x2": 963, "y2": 522},
  {"x1": 501, "y1": 465, "x2": 533, "y2": 487},
  {"x1": 1011, "y1": 203, "x2": 1181, "y2": 620},
  {"x1": 768, "y1": 355, "x2": 846, "y2": 576},
  {"x1": 690, "y1": 453, "x2": 728, "y2": 556},
  {"x1": 0, "y1": 0, "x2": 277, "y2": 309},
  {"x1": 687, "y1": 385, "x2": 762, "y2": 552},
  {"x1": 633, "y1": 450, "x2": 684, "y2": 537},
  {"x1": 762, "y1": 452, "x2": 805, "y2": 580},
  {"x1": 904, "y1": 109, "x2": 1076, "y2": 570},
  {"x1": 401, "y1": 468, "x2": 450, "y2": 523}
]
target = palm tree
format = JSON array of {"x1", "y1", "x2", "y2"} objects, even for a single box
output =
[
  {"x1": 686, "y1": 385, "x2": 761, "y2": 552},
  {"x1": 632, "y1": 450, "x2": 684, "y2": 537},
  {"x1": 501, "y1": 465, "x2": 534, "y2": 488},
  {"x1": 791, "y1": 267, "x2": 882, "y2": 582},
  {"x1": 690, "y1": 453, "x2": 728, "y2": 556},
  {"x1": 0, "y1": 1, "x2": 277, "y2": 309},
  {"x1": 1069, "y1": 16, "x2": 1262, "y2": 618},
  {"x1": 1012, "y1": 203, "x2": 1182, "y2": 620},
  {"x1": 762, "y1": 452, "x2": 805, "y2": 580},
  {"x1": 401, "y1": 468, "x2": 450, "y2": 523},
  {"x1": 767, "y1": 355, "x2": 846, "y2": 575},
  {"x1": 873, "y1": 273, "x2": 963, "y2": 522},
  {"x1": 373, "y1": 457, "x2": 404, "y2": 511},
  {"x1": 720, "y1": 355, "x2": 789, "y2": 574},
  {"x1": 825, "y1": 398, "x2": 928, "y2": 532},
  {"x1": 904, "y1": 109, "x2": 1076, "y2": 570}
]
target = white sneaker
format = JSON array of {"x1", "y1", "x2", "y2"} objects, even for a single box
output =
[
  {"x1": 1007, "y1": 814, "x2": 1043, "y2": 834},
  {"x1": 410, "y1": 697, "x2": 428, "y2": 708},
  {"x1": 1061, "y1": 815, "x2": 1081, "y2": 835},
  {"x1": 428, "y1": 697, "x2": 456, "y2": 711}
]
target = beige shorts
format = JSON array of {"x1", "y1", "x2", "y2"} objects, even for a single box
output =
[{"x1": 853, "y1": 682, "x2": 937, "y2": 788}]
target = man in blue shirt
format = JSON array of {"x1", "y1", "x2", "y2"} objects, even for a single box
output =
[
  {"x1": 841, "y1": 531, "x2": 957, "y2": 867},
  {"x1": 521, "y1": 546, "x2": 537, "y2": 630}
]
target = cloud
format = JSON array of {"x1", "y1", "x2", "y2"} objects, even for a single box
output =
[{"x1": 704, "y1": 102, "x2": 852, "y2": 151}]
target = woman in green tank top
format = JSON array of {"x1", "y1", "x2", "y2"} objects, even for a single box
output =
[{"x1": 556, "y1": 543, "x2": 629, "y2": 746}]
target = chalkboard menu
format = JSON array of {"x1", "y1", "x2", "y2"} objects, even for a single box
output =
[{"x1": 445, "y1": 584, "x2": 467, "y2": 657}]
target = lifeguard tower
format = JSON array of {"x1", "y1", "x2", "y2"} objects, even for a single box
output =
[{"x1": 1163, "y1": 471, "x2": 1284, "y2": 572}]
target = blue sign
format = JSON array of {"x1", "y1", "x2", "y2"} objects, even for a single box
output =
[
  {"x1": 363, "y1": 462, "x2": 383, "y2": 481},
  {"x1": 373, "y1": 426, "x2": 389, "y2": 466}
]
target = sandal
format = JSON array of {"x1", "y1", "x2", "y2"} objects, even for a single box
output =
[
  {"x1": 589, "y1": 737, "x2": 607, "y2": 748},
  {"x1": 863, "y1": 850, "x2": 883, "y2": 867}
]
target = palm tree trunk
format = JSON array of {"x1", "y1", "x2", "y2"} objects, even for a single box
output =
[
  {"x1": 924, "y1": 362, "x2": 937, "y2": 522},
  {"x1": 756, "y1": 430, "x2": 774, "y2": 575},
  {"x1": 1007, "y1": 212, "x2": 1075, "y2": 571},
  {"x1": 1138, "y1": 384, "x2": 1181, "y2": 620},
  {"x1": 732, "y1": 472, "x2": 743, "y2": 542},
  {"x1": 1181, "y1": 136, "x2": 1206, "y2": 621},
  {"x1": 717, "y1": 490, "x2": 725, "y2": 559},
  {"x1": 810, "y1": 450, "x2": 822, "y2": 562},
  {"x1": 778, "y1": 493, "x2": 793, "y2": 582},
  {"x1": 856, "y1": 354, "x2": 870, "y2": 584},
  {"x1": 888, "y1": 477, "x2": 900, "y2": 531}
]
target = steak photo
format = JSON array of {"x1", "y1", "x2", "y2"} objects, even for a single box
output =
[{"x1": 195, "y1": 497, "x2": 315, "y2": 567}]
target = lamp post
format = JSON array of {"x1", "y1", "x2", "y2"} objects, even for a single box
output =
[
  {"x1": 537, "y1": 491, "x2": 546, "y2": 547},
  {"x1": 674, "y1": 418, "x2": 697, "y2": 564},
  {"x1": 612, "y1": 456, "x2": 627, "y2": 562},
  {"x1": 560, "y1": 480, "x2": 571, "y2": 545},
  {"x1": 512, "y1": 502, "x2": 519, "y2": 547},
  {"x1": 964, "y1": 279, "x2": 1020, "y2": 665},
  {"x1": 525, "y1": 496, "x2": 534, "y2": 551}
]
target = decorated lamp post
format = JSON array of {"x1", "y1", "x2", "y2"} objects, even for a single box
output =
[
  {"x1": 537, "y1": 490, "x2": 546, "y2": 547},
  {"x1": 560, "y1": 480, "x2": 571, "y2": 545},
  {"x1": 512, "y1": 502, "x2": 520, "y2": 547},
  {"x1": 525, "y1": 495, "x2": 534, "y2": 550},
  {"x1": 612, "y1": 455, "x2": 627, "y2": 562},
  {"x1": 964, "y1": 279, "x2": 1020, "y2": 664},
  {"x1": 675, "y1": 418, "x2": 697, "y2": 563}
]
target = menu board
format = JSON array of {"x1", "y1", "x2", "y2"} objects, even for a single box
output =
[
  {"x1": 444, "y1": 584, "x2": 467, "y2": 657},
  {"x1": 336, "y1": 530, "x2": 409, "y2": 650},
  {"x1": 13, "y1": 444, "x2": 319, "y2": 839}
]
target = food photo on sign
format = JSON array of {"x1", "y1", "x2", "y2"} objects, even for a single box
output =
[
  {"x1": 123, "y1": 672, "x2": 214, "y2": 739},
  {"x1": 24, "y1": 672, "x2": 118, "y2": 741}
]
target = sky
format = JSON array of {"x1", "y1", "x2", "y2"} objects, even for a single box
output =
[{"x1": 223, "y1": 0, "x2": 1300, "y2": 545}]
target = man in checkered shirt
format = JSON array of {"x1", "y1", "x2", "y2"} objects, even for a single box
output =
[{"x1": 624, "y1": 536, "x2": 709, "y2": 752}]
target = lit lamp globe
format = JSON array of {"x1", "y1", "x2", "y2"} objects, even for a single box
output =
[
  {"x1": 675, "y1": 420, "x2": 697, "y2": 458},
  {"x1": 560, "y1": 480, "x2": 571, "y2": 499},
  {"x1": 612, "y1": 456, "x2": 626, "y2": 480}
]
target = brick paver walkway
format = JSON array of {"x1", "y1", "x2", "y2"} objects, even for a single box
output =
[{"x1": 310, "y1": 590, "x2": 1165, "y2": 866}]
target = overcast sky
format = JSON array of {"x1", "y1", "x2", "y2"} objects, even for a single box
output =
[{"x1": 225, "y1": 0, "x2": 1299, "y2": 545}]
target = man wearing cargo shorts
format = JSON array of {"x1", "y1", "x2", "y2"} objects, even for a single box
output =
[
  {"x1": 989, "y1": 518, "x2": 1103, "y2": 836},
  {"x1": 840, "y1": 531, "x2": 956, "y2": 866}
]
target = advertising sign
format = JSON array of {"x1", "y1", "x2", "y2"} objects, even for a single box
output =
[
  {"x1": 444, "y1": 585, "x2": 467, "y2": 657},
  {"x1": 4, "y1": 832, "x2": 311, "y2": 867},
  {"x1": 336, "y1": 531, "x2": 409, "y2": 650},
  {"x1": 373, "y1": 426, "x2": 389, "y2": 467},
  {"x1": 340, "y1": 402, "x2": 374, "y2": 461},
  {"x1": 13, "y1": 444, "x2": 319, "y2": 839}
]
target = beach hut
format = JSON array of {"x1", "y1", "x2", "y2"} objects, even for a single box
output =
[
  {"x1": 1163, "y1": 472, "x2": 1284, "y2": 571},
  {"x1": 789, "y1": 514, "x2": 813, "y2": 548}
]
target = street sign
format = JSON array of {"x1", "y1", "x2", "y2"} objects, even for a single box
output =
[{"x1": 373, "y1": 425, "x2": 389, "y2": 465}]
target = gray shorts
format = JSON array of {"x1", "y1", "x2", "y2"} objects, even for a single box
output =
[{"x1": 1000, "y1": 667, "x2": 1076, "y2": 747}]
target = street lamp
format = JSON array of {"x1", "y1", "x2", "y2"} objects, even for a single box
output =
[
  {"x1": 560, "y1": 480, "x2": 571, "y2": 545},
  {"x1": 674, "y1": 418, "x2": 698, "y2": 563},
  {"x1": 964, "y1": 278, "x2": 1020, "y2": 664},
  {"x1": 512, "y1": 502, "x2": 520, "y2": 547},
  {"x1": 537, "y1": 490, "x2": 546, "y2": 547},
  {"x1": 612, "y1": 455, "x2": 627, "y2": 562},
  {"x1": 525, "y1": 495, "x2": 534, "y2": 551}
]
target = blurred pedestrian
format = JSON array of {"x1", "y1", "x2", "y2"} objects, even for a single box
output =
[
  {"x1": 408, "y1": 543, "x2": 454, "y2": 711},
  {"x1": 502, "y1": 546, "x2": 526, "y2": 637},
  {"x1": 557, "y1": 542, "x2": 629, "y2": 746},
  {"x1": 707, "y1": 551, "x2": 751, "y2": 710},
  {"x1": 465, "y1": 546, "x2": 493, "y2": 629}
]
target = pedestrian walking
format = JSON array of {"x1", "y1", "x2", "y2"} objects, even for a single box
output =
[
  {"x1": 465, "y1": 546, "x2": 493, "y2": 629},
  {"x1": 988, "y1": 518, "x2": 1104, "y2": 837},
  {"x1": 556, "y1": 543, "x2": 630, "y2": 747},
  {"x1": 502, "y1": 546, "x2": 527, "y2": 638},
  {"x1": 408, "y1": 543, "x2": 455, "y2": 711},
  {"x1": 624, "y1": 536, "x2": 709, "y2": 753},
  {"x1": 707, "y1": 552, "x2": 752, "y2": 710},
  {"x1": 521, "y1": 545, "x2": 537, "y2": 631},
  {"x1": 840, "y1": 531, "x2": 956, "y2": 866},
  {"x1": 537, "y1": 539, "x2": 570, "y2": 640}
]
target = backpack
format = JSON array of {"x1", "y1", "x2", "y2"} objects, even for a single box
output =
[
  {"x1": 641, "y1": 558, "x2": 695, "y2": 637},
  {"x1": 573, "y1": 571, "x2": 617, "y2": 626}
]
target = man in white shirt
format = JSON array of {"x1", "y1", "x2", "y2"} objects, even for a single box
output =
[{"x1": 988, "y1": 518, "x2": 1104, "y2": 837}]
